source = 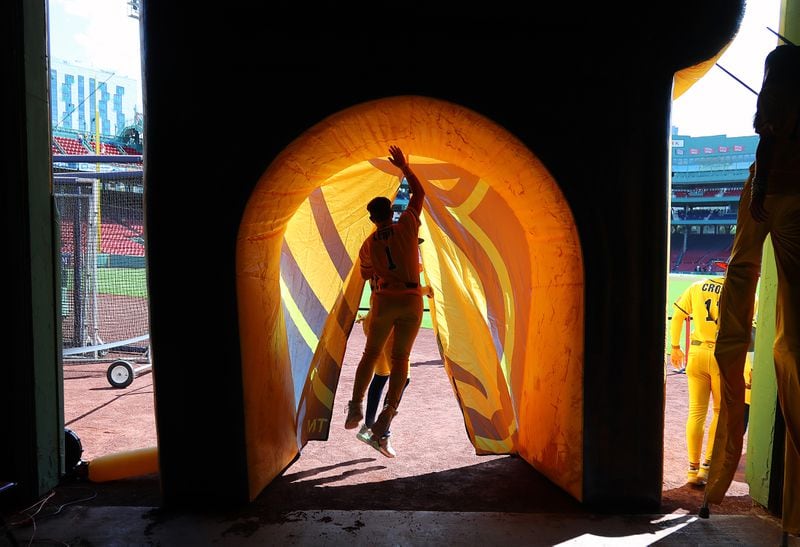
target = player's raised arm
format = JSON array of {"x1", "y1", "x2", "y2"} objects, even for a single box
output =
[{"x1": 388, "y1": 145, "x2": 425, "y2": 216}]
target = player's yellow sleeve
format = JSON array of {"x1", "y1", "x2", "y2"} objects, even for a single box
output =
[
  {"x1": 744, "y1": 353, "x2": 753, "y2": 405},
  {"x1": 670, "y1": 303, "x2": 689, "y2": 348}
]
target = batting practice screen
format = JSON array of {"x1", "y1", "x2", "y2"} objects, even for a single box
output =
[{"x1": 53, "y1": 157, "x2": 148, "y2": 360}]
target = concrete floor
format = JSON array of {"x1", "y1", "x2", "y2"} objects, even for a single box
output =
[
  {"x1": 9, "y1": 330, "x2": 794, "y2": 546},
  {"x1": 4, "y1": 506, "x2": 798, "y2": 546}
]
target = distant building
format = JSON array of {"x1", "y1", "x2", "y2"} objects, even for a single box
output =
[
  {"x1": 670, "y1": 131, "x2": 758, "y2": 272},
  {"x1": 50, "y1": 57, "x2": 141, "y2": 138}
]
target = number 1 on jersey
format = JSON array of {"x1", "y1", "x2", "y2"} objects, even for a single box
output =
[
  {"x1": 385, "y1": 246, "x2": 397, "y2": 270},
  {"x1": 704, "y1": 298, "x2": 717, "y2": 323}
]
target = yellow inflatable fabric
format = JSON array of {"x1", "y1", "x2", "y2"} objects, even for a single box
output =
[
  {"x1": 673, "y1": 41, "x2": 732, "y2": 100},
  {"x1": 237, "y1": 95, "x2": 584, "y2": 501}
]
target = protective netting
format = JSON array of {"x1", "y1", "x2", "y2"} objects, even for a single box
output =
[{"x1": 54, "y1": 164, "x2": 148, "y2": 360}]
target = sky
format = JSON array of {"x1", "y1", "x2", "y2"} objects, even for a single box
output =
[
  {"x1": 48, "y1": 0, "x2": 141, "y2": 81},
  {"x1": 670, "y1": 0, "x2": 783, "y2": 138},
  {"x1": 47, "y1": 0, "x2": 782, "y2": 139}
]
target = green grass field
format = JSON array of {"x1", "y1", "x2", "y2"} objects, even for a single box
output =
[
  {"x1": 98, "y1": 268, "x2": 148, "y2": 297},
  {"x1": 62, "y1": 267, "x2": 149, "y2": 298}
]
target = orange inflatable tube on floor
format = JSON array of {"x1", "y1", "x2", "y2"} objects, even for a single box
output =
[{"x1": 87, "y1": 446, "x2": 159, "y2": 482}]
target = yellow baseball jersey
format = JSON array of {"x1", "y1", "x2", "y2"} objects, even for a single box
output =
[
  {"x1": 671, "y1": 277, "x2": 724, "y2": 345},
  {"x1": 744, "y1": 353, "x2": 753, "y2": 405},
  {"x1": 359, "y1": 209, "x2": 422, "y2": 296}
]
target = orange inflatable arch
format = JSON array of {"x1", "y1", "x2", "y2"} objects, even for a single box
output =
[
  {"x1": 236, "y1": 95, "x2": 584, "y2": 501},
  {"x1": 89, "y1": 51, "x2": 722, "y2": 495}
]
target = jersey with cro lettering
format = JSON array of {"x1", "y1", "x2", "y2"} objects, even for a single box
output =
[
  {"x1": 673, "y1": 277, "x2": 724, "y2": 344},
  {"x1": 359, "y1": 208, "x2": 421, "y2": 295}
]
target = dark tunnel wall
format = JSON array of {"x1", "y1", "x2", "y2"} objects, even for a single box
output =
[{"x1": 140, "y1": 2, "x2": 744, "y2": 508}]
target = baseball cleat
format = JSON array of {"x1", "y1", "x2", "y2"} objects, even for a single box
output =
[{"x1": 345, "y1": 400, "x2": 363, "y2": 429}]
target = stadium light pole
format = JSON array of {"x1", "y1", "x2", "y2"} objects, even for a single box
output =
[{"x1": 89, "y1": 82, "x2": 103, "y2": 351}]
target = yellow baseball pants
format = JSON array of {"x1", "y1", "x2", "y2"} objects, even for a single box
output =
[
  {"x1": 686, "y1": 342, "x2": 721, "y2": 466},
  {"x1": 710, "y1": 187, "x2": 800, "y2": 534},
  {"x1": 351, "y1": 293, "x2": 423, "y2": 412}
]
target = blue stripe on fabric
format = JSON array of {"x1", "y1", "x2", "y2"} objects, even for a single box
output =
[
  {"x1": 309, "y1": 188, "x2": 353, "y2": 281},
  {"x1": 281, "y1": 240, "x2": 328, "y2": 336},
  {"x1": 283, "y1": 300, "x2": 315, "y2": 408}
]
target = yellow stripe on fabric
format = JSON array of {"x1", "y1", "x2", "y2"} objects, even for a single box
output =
[
  {"x1": 446, "y1": 180, "x2": 515, "y2": 385},
  {"x1": 308, "y1": 279, "x2": 358, "y2": 413},
  {"x1": 311, "y1": 315, "x2": 350, "y2": 411},
  {"x1": 427, "y1": 177, "x2": 460, "y2": 191},
  {"x1": 455, "y1": 381, "x2": 502, "y2": 418},
  {"x1": 308, "y1": 368, "x2": 333, "y2": 409},
  {"x1": 285, "y1": 163, "x2": 395, "y2": 312},
  {"x1": 474, "y1": 435, "x2": 514, "y2": 453},
  {"x1": 321, "y1": 162, "x2": 397, "y2": 240},
  {"x1": 284, "y1": 200, "x2": 341, "y2": 311},
  {"x1": 280, "y1": 275, "x2": 318, "y2": 350}
]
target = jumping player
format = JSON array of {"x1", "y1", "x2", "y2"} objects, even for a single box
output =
[
  {"x1": 344, "y1": 145, "x2": 426, "y2": 458},
  {"x1": 354, "y1": 308, "x2": 410, "y2": 454},
  {"x1": 355, "y1": 246, "x2": 432, "y2": 453}
]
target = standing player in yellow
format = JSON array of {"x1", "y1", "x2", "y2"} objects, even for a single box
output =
[
  {"x1": 344, "y1": 145, "x2": 426, "y2": 458},
  {"x1": 706, "y1": 46, "x2": 799, "y2": 542},
  {"x1": 669, "y1": 275, "x2": 724, "y2": 485},
  {"x1": 743, "y1": 287, "x2": 757, "y2": 435},
  {"x1": 713, "y1": 261, "x2": 756, "y2": 433}
]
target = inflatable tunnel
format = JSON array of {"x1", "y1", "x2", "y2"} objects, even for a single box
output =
[
  {"x1": 236, "y1": 96, "x2": 585, "y2": 501},
  {"x1": 672, "y1": 43, "x2": 731, "y2": 100}
]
